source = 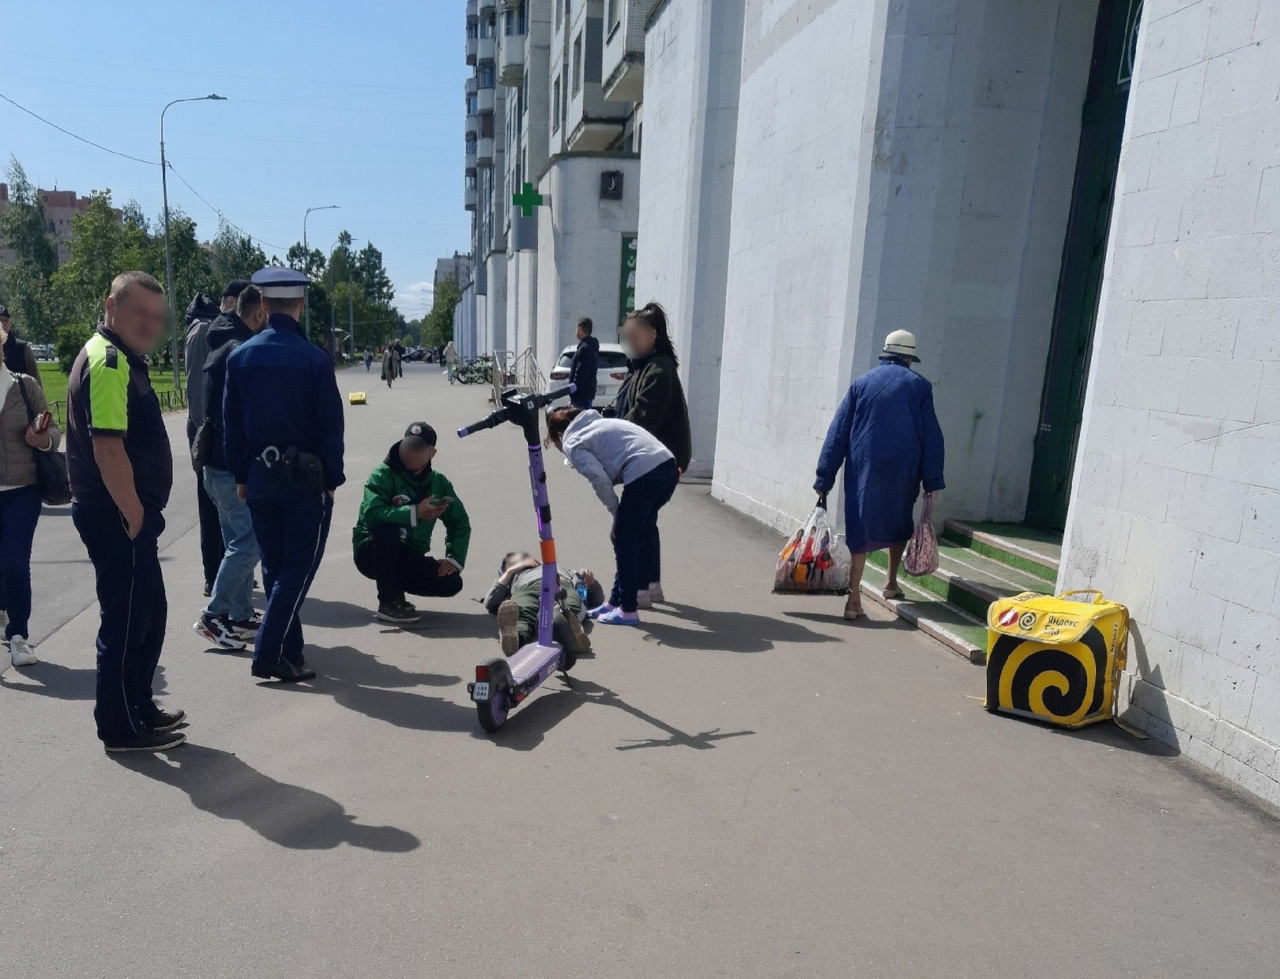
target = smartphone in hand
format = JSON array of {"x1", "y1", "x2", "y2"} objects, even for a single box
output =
[{"x1": 35, "y1": 412, "x2": 52, "y2": 434}]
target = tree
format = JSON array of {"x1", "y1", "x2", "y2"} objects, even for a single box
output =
[
  {"x1": 0, "y1": 157, "x2": 60, "y2": 342},
  {"x1": 51, "y1": 190, "x2": 128, "y2": 326},
  {"x1": 423, "y1": 274, "x2": 462, "y2": 349},
  {"x1": 209, "y1": 222, "x2": 266, "y2": 285}
]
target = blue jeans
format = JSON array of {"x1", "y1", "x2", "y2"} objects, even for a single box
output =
[
  {"x1": 610, "y1": 459, "x2": 679, "y2": 613},
  {"x1": 203, "y1": 466, "x2": 260, "y2": 622},
  {"x1": 0, "y1": 485, "x2": 42, "y2": 640}
]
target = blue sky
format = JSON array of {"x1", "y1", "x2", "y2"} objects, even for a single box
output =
[{"x1": 0, "y1": 0, "x2": 468, "y2": 319}]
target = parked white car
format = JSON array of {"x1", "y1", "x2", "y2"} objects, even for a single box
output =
[{"x1": 547, "y1": 343, "x2": 630, "y2": 408}]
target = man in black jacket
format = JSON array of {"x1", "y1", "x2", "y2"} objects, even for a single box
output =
[
  {"x1": 568, "y1": 317, "x2": 599, "y2": 408},
  {"x1": 193, "y1": 285, "x2": 268, "y2": 650}
]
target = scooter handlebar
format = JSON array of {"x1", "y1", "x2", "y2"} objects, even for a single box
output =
[{"x1": 456, "y1": 385, "x2": 576, "y2": 438}]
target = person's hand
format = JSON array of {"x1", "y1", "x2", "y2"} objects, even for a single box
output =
[
  {"x1": 437, "y1": 562, "x2": 458, "y2": 577},
  {"x1": 24, "y1": 426, "x2": 51, "y2": 450},
  {"x1": 581, "y1": 570, "x2": 596, "y2": 589},
  {"x1": 122, "y1": 503, "x2": 145, "y2": 540},
  {"x1": 610, "y1": 525, "x2": 617, "y2": 543},
  {"x1": 327, "y1": 490, "x2": 335, "y2": 500},
  {"x1": 237, "y1": 484, "x2": 248, "y2": 501},
  {"x1": 417, "y1": 498, "x2": 448, "y2": 521}
]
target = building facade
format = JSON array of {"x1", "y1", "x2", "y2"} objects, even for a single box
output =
[
  {"x1": 434, "y1": 251, "x2": 472, "y2": 291},
  {"x1": 454, "y1": 0, "x2": 1280, "y2": 804},
  {"x1": 0, "y1": 183, "x2": 117, "y2": 265}
]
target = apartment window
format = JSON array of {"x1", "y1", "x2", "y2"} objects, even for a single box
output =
[
  {"x1": 572, "y1": 32, "x2": 583, "y2": 95},
  {"x1": 518, "y1": 0, "x2": 527, "y2": 34},
  {"x1": 478, "y1": 64, "x2": 495, "y2": 87},
  {"x1": 480, "y1": 114, "x2": 495, "y2": 138},
  {"x1": 552, "y1": 76, "x2": 562, "y2": 133},
  {"x1": 555, "y1": 0, "x2": 562, "y2": 32},
  {"x1": 608, "y1": 0, "x2": 620, "y2": 33}
]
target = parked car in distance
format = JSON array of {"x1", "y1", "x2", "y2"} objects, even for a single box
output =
[{"x1": 547, "y1": 343, "x2": 629, "y2": 408}]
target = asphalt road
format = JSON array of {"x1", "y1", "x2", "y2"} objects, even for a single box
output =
[{"x1": 2, "y1": 363, "x2": 1278, "y2": 979}]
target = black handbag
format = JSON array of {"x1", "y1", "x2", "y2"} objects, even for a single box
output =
[{"x1": 16, "y1": 377, "x2": 72, "y2": 506}]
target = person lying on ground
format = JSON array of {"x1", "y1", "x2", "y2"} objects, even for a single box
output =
[
  {"x1": 482, "y1": 551, "x2": 603, "y2": 656},
  {"x1": 353, "y1": 421, "x2": 471, "y2": 625}
]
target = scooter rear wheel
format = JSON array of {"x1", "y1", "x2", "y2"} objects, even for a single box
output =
[{"x1": 476, "y1": 691, "x2": 508, "y2": 732}]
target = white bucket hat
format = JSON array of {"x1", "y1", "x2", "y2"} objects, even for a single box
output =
[{"x1": 881, "y1": 329, "x2": 920, "y2": 363}]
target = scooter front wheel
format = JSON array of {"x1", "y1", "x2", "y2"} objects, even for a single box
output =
[{"x1": 476, "y1": 691, "x2": 508, "y2": 732}]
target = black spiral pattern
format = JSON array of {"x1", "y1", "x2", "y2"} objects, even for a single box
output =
[{"x1": 986, "y1": 627, "x2": 1110, "y2": 724}]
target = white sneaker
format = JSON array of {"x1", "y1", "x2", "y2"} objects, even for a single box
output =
[
  {"x1": 635, "y1": 590, "x2": 653, "y2": 610},
  {"x1": 0, "y1": 610, "x2": 8, "y2": 634},
  {"x1": 647, "y1": 582, "x2": 665, "y2": 604},
  {"x1": 10, "y1": 637, "x2": 38, "y2": 668}
]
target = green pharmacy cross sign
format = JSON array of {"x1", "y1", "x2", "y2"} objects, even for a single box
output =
[{"x1": 512, "y1": 182, "x2": 545, "y2": 218}]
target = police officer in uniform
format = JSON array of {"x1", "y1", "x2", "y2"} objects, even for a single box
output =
[{"x1": 223, "y1": 267, "x2": 345, "y2": 682}]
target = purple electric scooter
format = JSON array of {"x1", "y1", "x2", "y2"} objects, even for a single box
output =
[{"x1": 460, "y1": 385, "x2": 577, "y2": 732}]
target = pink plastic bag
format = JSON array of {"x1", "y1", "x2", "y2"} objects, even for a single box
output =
[{"x1": 903, "y1": 494, "x2": 939, "y2": 577}]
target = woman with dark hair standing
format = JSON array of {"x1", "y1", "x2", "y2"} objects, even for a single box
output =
[{"x1": 612, "y1": 302, "x2": 691, "y2": 605}]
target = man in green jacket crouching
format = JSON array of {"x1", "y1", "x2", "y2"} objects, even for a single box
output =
[{"x1": 353, "y1": 422, "x2": 471, "y2": 624}]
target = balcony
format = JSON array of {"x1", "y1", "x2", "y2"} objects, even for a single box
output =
[
  {"x1": 478, "y1": 0, "x2": 496, "y2": 14},
  {"x1": 465, "y1": 113, "x2": 479, "y2": 138},
  {"x1": 477, "y1": 85, "x2": 495, "y2": 113},
  {"x1": 465, "y1": 76, "x2": 478, "y2": 97},
  {"x1": 499, "y1": 33, "x2": 525, "y2": 86},
  {"x1": 466, "y1": 0, "x2": 478, "y2": 20},
  {"x1": 603, "y1": 0, "x2": 660, "y2": 102},
  {"x1": 477, "y1": 35, "x2": 496, "y2": 63},
  {"x1": 466, "y1": 36, "x2": 478, "y2": 65},
  {"x1": 465, "y1": 141, "x2": 478, "y2": 174},
  {"x1": 465, "y1": 185, "x2": 477, "y2": 211},
  {"x1": 476, "y1": 137, "x2": 495, "y2": 168}
]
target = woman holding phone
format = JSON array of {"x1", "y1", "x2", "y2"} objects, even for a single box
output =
[{"x1": 0, "y1": 317, "x2": 60, "y2": 668}]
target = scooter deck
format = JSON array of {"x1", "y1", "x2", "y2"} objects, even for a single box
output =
[{"x1": 507, "y1": 641, "x2": 563, "y2": 686}]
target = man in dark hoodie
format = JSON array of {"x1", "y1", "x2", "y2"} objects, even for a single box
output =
[
  {"x1": 568, "y1": 317, "x2": 599, "y2": 409},
  {"x1": 352, "y1": 422, "x2": 471, "y2": 625},
  {"x1": 0, "y1": 305, "x2": 42, "y2": 385},
  {"x1": 186, "y1": 286, "x2": 242, "y2": 594},
  {"x1": 193, "y1": 285, "x2": 268, "y2": 649}
]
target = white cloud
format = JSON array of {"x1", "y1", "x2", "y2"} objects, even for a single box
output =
[{"x1": 398, "y1": 281, "x2": 435, "y2": 319}]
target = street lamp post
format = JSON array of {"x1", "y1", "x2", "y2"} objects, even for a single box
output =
[
  {"x1": 302, "y1": 204, "x2": 340, "y2": 341},
  {"x1": 160, "y1": 93, "x2": 226, "y2": 390}
]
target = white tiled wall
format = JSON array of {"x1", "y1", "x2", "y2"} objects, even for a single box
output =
[{"x1": 1062, "y1": 0, "x2": 1280, "y2": 806}]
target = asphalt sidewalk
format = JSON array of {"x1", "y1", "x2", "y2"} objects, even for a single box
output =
[{"x1": 2, "y1": 363, "x2": 1277, "y2": 979}]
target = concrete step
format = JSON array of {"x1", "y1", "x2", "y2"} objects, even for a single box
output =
[
  {"x1": 868, "y1": 543, "x2": 1054, "y2": 621},
  {"x1": 860, "y1": 563, "x2": 987, "y2": 664},
  {"x1": 941, "y1": 519, "x2": 1060, "y2": 581}
]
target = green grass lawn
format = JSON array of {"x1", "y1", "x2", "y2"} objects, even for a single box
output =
[{"x1": 38, "y1": 362, "x2": 187, "y2": 423}]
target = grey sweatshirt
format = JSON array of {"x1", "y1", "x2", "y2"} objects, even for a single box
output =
[{"x1": 561, "y1": 410, "x2": 674, "y2": 514}]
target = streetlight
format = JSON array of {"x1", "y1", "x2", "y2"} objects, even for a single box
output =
[
  {"x1": 303, "y1": 204, "x2": 340, "y2": 340},
  {"x1": 160, "y1": 93, "x2": 226, "y2": 390}
]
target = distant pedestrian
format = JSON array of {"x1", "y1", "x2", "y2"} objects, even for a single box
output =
[
  {"x1": 352, "y1": 421, "x2": 471, "y2": 624},
  {"x1": 568, "y1": 317, "x2": 599, "y2": 409},
  {"x1": 611, "y1": 302, "x2": 691, "y2": 605},
  {"x1": 364, "y1": 347, "x2": 372, "y2": 372},
  {"x1": 443, "y1": 340, "x2": 459, "y2": 384},
  {"x1": 0, "y1": 312, "x2": 60, "y2": 669},
  {"x1": 224, "y1": 267, "x2": 345, "y2": 683},
  {"x1": 545, "y1": 407, "x2": 678, "y2": 626},
  {"x1": 381, "y1": 346, "x2": 396, "y2": 388},
  {"x1": 814, "y1": 330, "x2": 945, "y2": 620},
  {"x1": 0, "y1": 304, "x2": 43, "y2": 388},
  {"x1": 193, "y1": 284, "x2": 268, "y2": 651},
  {"x1": 67, "y1": 271, "x2": 184, "y2": 752}
]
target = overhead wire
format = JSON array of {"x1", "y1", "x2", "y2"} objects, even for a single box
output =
[{"x1": 0, "y1": 91, "x2": 156, "y2": 165}]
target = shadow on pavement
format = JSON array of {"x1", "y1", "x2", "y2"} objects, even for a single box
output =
[
  {"x1": 112, "y1": 744, "x2": 420, "y2": 852},
  {"x1": 274, "y1": 645, "x2": 474, "y2": 734},
  {"x1": 303, "y1": 597, "x2": 494, "y2": 641},
  {"x1": 479, "y1": 675, "x2": 755, "y2": 753},
  {"x1": 302, "y1": 597, "x2": 378, "y2": 629},
  {"x1": 1, "y1": 660, "x2": 95, "y2": 700},
  {"x1": 782, "y1": 609, "x2": 914, "y2": 632},
  {"x1": 640, "y1": 603, "x2": 842, "y2": 653}
]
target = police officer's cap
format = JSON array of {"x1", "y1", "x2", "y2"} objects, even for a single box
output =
[{"x1": 251, "y1": 266, "x2": 311, "y2": 300}]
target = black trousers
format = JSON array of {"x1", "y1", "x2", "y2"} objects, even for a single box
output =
[
  {"x1": 189, "y1": 419, "x2": 225, "y2": 586},
  {"x1": 73, "y1": 504, "x2": 167, "y2": 742},
  {"x1": 355, "y1": 524, "x2": 464, "y2": 604}
]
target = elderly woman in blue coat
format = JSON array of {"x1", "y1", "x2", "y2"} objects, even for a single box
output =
[{"x1": 814, "y1": 330, "x2": 945, "y2": 620}]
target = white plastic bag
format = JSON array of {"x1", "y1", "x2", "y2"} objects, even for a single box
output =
[{"x1": 774, "y1": 505, "x2": 852, "y2": 595}]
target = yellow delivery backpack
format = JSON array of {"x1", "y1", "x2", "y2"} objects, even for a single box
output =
[{"x1": 985, "y1": 591, "x2": 1129, "y2": 729}]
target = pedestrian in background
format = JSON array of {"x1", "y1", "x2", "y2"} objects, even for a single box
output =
[
  {"x1": 193, "y1": 284, "x2": 268, "y2": 651},
  {"x1": 814, "y1": 330, "x2": 945, "y2": 620},
  {"x1": 224, "y1": 267, "x2": 345, "y2": 683},
  {"x1": 612, "y1": 302, "x2": 691, "y2": 606},
  {"x1": 381, "y1": 345, "x2": 396, "y2": 389},
  {"x1": 0, "y1": 312, "x2": 59, "y2": 669},
  {"x1": 443, "y1": 340, "x2": 459, "y2": 384},
  {"x1": 364, "y1": 347, "x2": 372, "y2": 372},
  {"x1": 545, "y1": 407, "x2": 678, "y2": 627},
  {"x1": 67, "y1": 271, "x2": 184, "y2": 752},
  {"x1": 0, "y1": 304, "x2": 42, "y2": 387},
  {"x1": 568, "y1": 317, "x2": 599, "y2": 409},
  {"x1": 187, "y1": 285, "x2": 246, "y2": 596}
]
